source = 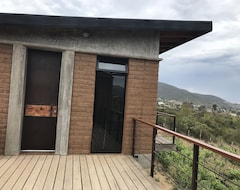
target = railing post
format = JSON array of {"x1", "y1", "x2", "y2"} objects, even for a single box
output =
[
  {"x1": 156, "y1": 112, "x2": 159, "y2": 125},
  {"x1": 173, "y1": 116, "x2": 176, "y2": 144},
  {"x1": 150, "y1": 127, "x2": 157, "y2": 177},
  {"x1": 192, "y1": 144, "x2": 199, "y2": 190},
  {"x1": 132, "y1": 119, "x2": 137, "y2": 157}
]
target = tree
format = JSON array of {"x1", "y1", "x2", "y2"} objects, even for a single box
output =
[{"x1": 212, "y1": 104, "x2": 218, "y2": 113}]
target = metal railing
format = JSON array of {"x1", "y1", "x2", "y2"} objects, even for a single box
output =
[
  {"x1": 132, "y1": 117, "x2": 240, "y2": 190},
  {"x1": 156, "y1": 111, "x2": 176, "y2": 144}
]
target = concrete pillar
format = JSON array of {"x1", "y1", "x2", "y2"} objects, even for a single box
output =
[
  {"x1": 55, "y1": 50, "x2": 75, "y2": 155},
  {"x1": 5, "y1": 44, "x2": 27, "y2": 155}
]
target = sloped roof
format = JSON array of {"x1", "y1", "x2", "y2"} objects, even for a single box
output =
[{"x1": 0, "y1": 13, "x2": 212, "y2": 54}]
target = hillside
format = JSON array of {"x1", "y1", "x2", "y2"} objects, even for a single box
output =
[{"x1": 158, "y1": 82, "x2": 236, "y2": 109}]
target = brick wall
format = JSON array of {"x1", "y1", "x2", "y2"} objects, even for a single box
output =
[
  {"x1": 0, "y1": 44, "x2": 12, "y2": 154},
  {"x1": 68, "y1": 53, "x2": 96, "y2": 154},
  {"x1": 68, "y1": 54, "x2": 158, "y2": 155},
  {"x1": 122, "y1": 59, "x2": 159, "y2": 154}
]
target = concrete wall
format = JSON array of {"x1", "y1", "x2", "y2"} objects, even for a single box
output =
[
  {"x1": 55, "y1": 50, "x2": 75, "y2": 155},
  {"x1": 5, "y1": 44, "x2": 27, "y2": 155},
  {"x1": 0, "y1": 44, "x2": 12, "y2": 154},
  {"x1": 0, "y1": 27, "x2": 159, "y2": 61}
]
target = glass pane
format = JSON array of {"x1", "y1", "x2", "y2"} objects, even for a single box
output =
[
  {"x1": 91, "y1": 72, "x2": 126, "y2": 153},
  {"x1": 98, "y1": 62, "x2": 126, "y2": 72}
]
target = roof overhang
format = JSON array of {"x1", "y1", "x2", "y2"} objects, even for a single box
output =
[{"x1": 0, "y1": 13, "x2": 212, "y2": 54}]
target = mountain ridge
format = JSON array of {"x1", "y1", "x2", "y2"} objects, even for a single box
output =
[{"x1": 158, "y1": 82, "x2": 239, "y2": 109}]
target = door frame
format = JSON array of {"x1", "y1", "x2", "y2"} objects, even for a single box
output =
[
  {"x1": 5, "y1": 44, "x2": 75, "y2": 155},
  {"x1": 21, "y1": 49, "x2": 62, "y2": 151}
]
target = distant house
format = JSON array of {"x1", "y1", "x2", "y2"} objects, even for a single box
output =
[
  {"x1": 158, "y1": 101, "x2": 165, "y2": 106},
  {"x1": 0, "y1": 13, "x2": 212, "y2": 155}
]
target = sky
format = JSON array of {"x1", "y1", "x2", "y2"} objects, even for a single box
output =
[{"x1": 1, "y1": 0, "x2": 240, "y2": 103}]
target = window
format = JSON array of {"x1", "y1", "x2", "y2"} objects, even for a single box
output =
[{"x1": 97, "y1": 56, "x2": 128, "y2": 73}]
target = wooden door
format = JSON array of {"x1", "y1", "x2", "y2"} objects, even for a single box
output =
[{"x1": 21, "y1": 49, "x2": 61, "y2": 151}]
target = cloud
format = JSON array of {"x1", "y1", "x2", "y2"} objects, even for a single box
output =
[
  {"x1": 159, "y1": 46, "x2": 240, "y2": 103},
  {"x1": 157, "y1": 1, "x2": 240, "y2": 103}
]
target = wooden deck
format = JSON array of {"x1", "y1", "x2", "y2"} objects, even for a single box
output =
[{"x1": 0, "y1": 154, "x2": 160, "y2": 190}]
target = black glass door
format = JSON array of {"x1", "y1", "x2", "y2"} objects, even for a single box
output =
[{"x1": 91, "y1": 71, "x2": 126, "y2": 153}]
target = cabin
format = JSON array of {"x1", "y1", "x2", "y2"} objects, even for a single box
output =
[{"x1": 0, "y1": 13, "x2": 212, "y2": 155}]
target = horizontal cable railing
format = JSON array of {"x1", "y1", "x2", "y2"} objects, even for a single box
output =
[
  {"x1": 132, "y1": 117, "x2": 240, "y2": 190},
  {"x1": 156, "y1": 111, "x2": 176, "y2": 144}
]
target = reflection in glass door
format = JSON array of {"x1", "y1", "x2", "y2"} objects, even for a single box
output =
[{"x1": 91, "y1": 58, "x2": 127, "y2": 153}]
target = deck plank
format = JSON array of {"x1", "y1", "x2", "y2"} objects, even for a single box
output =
[
  {"x1": 12, "y1": 155, "x2": 39, "y2": 190},
  {"x1": 23, "y1": 155, "x2": 47, "y2": 190},
  {"x1": 0, "y1": 156, "x2": 10, "y2": 168},
  {"x1": 104, "y1": 155, "x2": 129, "y2": 190},
  {"x1": 125, "y1": 156, "x2": 160, "y2": 190},
  {"x1": 98, "y1": 155, "x2": 120, "y2": 190},
  {"x1": 0, "y1": 155, "x2": 25, "y2": 189},
  {"x1": 1, "y1": 156, "x2": 31, "y2": 190},
  {"x1": 80, "y1": 155, "x2": 92, "y2": 190},
  {"x1": 33, "y1": 155, "x2": 53, "y2": 190},
  {"x1": 86, "y1": 155, "x2": 101, "y2": 190},
  {"x1": 43, "y1": 155, "x2": 60, "y2": 190},
  {"x1": 73, "y1": 155, "x2": 82, "y2": 190},
  {"x1": 53, "y1": 155, "x2": 66, "y2": 190},
  {"x1": 64, "y1": 155, "x2": 73, "y2": 189},
  {"x1": 92, "y1": 155, "x2": 111, "y2": 190},
  {"x1": 0, "y1": 156, "x2": 18, "y2": 178},
  {"x1": 116, "y1": 155, "x2": 146, "y2": 190},
  {"x1": 111, "y1": 155, "x2": 138, "y2": 190},
  {"x1": 0, "y1": 154, "x2": 161, "y2": 190}
]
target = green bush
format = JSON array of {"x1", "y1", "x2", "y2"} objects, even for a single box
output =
[{"x1": 156, "y1": 140, "x2": 240, "y2": 190}]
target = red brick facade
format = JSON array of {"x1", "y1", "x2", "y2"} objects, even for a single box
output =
[
  {"x1": 122, "y1": 59, "x2": 159, "y2": 154},
  {"x1": 0, "y1": 44, "x2": 12, "y2": 154},
  {"x1": 68, "y1": 53, "x2": 96, "y2": 154}
]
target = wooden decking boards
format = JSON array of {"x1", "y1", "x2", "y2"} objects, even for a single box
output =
[{"x1": 0, "y1": 154, "x2": 160, "y2": 190}]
